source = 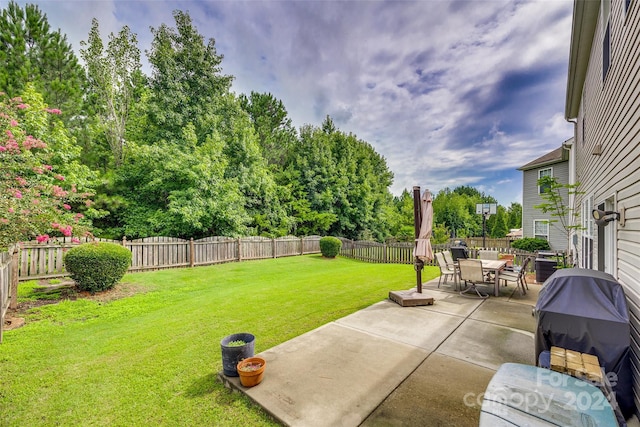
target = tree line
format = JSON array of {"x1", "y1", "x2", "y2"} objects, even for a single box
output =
[{"x1": 0, "y1": 2, "x2": 521, "y2": 247}]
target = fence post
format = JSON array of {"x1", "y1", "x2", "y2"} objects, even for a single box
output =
[
  {"x1": 383, "y1": 244, "x2": 388, "y2": 264},
  {"x1": 237, "y1": 237, "x2": 242, "y2": 262},
  {"x1": 189, "y1": 238, "x2": 195, "y2": 267},
  {"x1": 272, "y1": 238, "x2": 276, "y2": 258},
  {"x1": 300, "y1": 237, "x2": 304, "y2": 255},
  {"x1": 9, "y1": 246, "x2": 19, "y2": 310}
]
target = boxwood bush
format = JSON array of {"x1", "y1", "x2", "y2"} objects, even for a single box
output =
[
  {"x1": 64, "y1": 242, "x2": 132, "y2": 293},
  {"x1": 510, "y1": 237, "x2": 551, "y2": 252},
  {"x1": 319, "y1": 236, "x2": 342, "y2": 258}
]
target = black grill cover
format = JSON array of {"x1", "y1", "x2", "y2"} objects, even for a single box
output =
[
  {"x1": 534, "y1": 268, "x2": 634, "y2": 418},
  {"x1": 450, "y1": 246, "x2": 468, "y2": 261}
]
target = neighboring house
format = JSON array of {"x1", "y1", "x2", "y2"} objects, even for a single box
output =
[
  {"x1": 566, "y1": 0, "x2": 640, "y2": 418},
  {"x1": 518, "y1": 144, "x2": 571, "y2": 251},
  {"x1": 506, "y1": 228, "x2": 522, "y2": 240}
]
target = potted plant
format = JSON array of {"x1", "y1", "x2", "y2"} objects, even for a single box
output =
[
  {"x1": 498, "y1": 253, "x2": 515, "y2": 267},
  {"x1": 220, "y1": 333, "x2": 255, "y2": 377},
  {"x1": 237, "y1": 356, "x2": 266, "y2": 387}
]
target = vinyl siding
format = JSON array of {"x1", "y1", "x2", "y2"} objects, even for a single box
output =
[
  {"x1": 521, "y1": 161, "x2": 570, "y2": 251},
  {"x1": 573, "y1": 0, "x2": 640, "y2": 414}
]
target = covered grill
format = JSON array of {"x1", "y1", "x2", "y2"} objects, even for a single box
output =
[{"x1": 534, "y1": 268, "x2": 635, "y2": 419}]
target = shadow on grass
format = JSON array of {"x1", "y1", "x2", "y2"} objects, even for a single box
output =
[{"x1": 184, "y1": 372, "x2": 219, "y2": 398}]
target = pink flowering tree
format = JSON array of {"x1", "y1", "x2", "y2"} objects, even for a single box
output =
[{"x1": 0, "y1": 92, "x2": 92, "y2": 249}]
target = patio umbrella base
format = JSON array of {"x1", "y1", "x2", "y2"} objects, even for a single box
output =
[{"x1": 389, "y1": 290, "x2": 434, "y2": 307}]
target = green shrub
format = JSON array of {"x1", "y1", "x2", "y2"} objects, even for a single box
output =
[
  {"x1": 64, "y1": 242, "x2": 132, "y2": 293},
  {"x1": 511, "y1": 237, "x2": 550, "y2": 252},
  {"x1": 319, "y1": 236, "x2": 342, "y2": 258}
]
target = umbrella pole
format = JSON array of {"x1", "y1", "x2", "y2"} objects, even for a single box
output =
[{"x1": 413, "y1": 186, "x2": 423, "y2": 293}]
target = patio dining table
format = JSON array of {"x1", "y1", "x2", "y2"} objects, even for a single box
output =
[{"x1": 480, "y1": 259, "x2": 507, "y2": 297}]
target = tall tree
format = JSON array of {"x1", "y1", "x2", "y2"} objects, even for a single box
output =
[
  {"x1": 0, "y1": 1, "x2": 84, "y2": 119},
  {"x1": 239, "y1": 91, "x2": 297, "y2": 167},
  {"x1": 489, "y1": 205, "x2": 508, "y2": 238},
  {"x1": 507, "y1": 202, "x2": 522, "y2": 229},
  {"x1": 287, "y1": 117, "x2": 394, "y2": 240},
  {"x1": 109, "y1": 135, "x2": 249, "y2": 239},
  {"x1": 141, "y1": 11, "x2": 290, "y2": 236},
  {"x1": 145, "y1": 10, "x2": 233, "y2": 144},
  {"x1": 80, "y1": 19, "x2": 142, "y2": 167}
]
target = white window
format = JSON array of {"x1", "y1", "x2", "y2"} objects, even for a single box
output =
[
  {"x1": 534, "y1": 220, "x2": 549, "y2": 240},
  {"x1": 538, "y1": 168, "x2": 552, "y2": 194}
]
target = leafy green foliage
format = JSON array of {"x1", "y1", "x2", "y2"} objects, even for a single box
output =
[
  {"x1": 0, "y1": 1, "x2": 85, "y2": 121},
  {"x1": 487, "y1": 205, "x2": 508, "y2": 238},
  {"x1": 319, "y1": 236, "x2": 342, "y2": 258},
  {"x1": 506, "y1": 202, "x2": 522, "y2": 229},
  {"x1": 239, "y1": 91, "x2": 298, "y2": 167},
  {"x1": 109, "y1": 139, "x2": 248, "y2": 238},
  {"x1": 64, "y1": 242, "x2": 131, "y2": 293},
  {"x1": 80, "y1": 19, "x2": 142, "y2": 167},
  {"x1": 145, "y1": 10, "x2": 233, "y2": 144},
  {"x1": 283, "y1": 117, "x2": 394, "y2": 241},
  {"x1": 534, "y1": 175, "x2": 583, "y2": 250},
  {"x1": 511, "y1": 237, "x2": 550, "y2": 252}
]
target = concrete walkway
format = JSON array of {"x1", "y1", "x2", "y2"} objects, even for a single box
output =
[{"x1": 219, "y1": 278, "x2": 541, "y2": 426}]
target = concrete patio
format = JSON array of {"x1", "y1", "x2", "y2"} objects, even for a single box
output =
[{"x1": 218, "y1": 276, "x2": 546, "y2": 426}]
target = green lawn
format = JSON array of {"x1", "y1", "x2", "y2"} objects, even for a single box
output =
[{"x1": 1, "y1": 255, "x2": 439, "y2": 426}]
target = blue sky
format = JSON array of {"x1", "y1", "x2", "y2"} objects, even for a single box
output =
[{"x1": 18, "y1": 0, "x2": 575, "y2": 206}]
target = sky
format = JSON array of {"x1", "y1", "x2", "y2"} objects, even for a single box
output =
[{"x1": 15, "y1": 0, "x2": 575, "y2": 206}]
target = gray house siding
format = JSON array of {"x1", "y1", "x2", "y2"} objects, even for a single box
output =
[
  {"x1": 521, "y1": 155, "x2": 570, "y2": 252},
  {"x1": 567, "y1": 0, "x2": 640, "y2": 416}
]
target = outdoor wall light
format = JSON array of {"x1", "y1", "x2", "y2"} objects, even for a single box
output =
[{"x1": 592, "y1": 206, "x2": 625, "y2": 227}]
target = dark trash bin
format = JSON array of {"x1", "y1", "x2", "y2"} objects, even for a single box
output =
[
  {"x1": 534, "y1": 268, "x2": 635, "y2": 419},
  {"x1": 535, "y1": 258, "x2": 557, "y2": 283}
]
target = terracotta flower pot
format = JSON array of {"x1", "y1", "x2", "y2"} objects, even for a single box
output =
[
  {"x1": 499, "y1": 254, "x2": 515, "y2": 267},
  {"x1": 237, "y1": 356, "x2": 266, "y2": 387}
]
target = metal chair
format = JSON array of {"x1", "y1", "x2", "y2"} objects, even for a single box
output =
[
  {"x1": 443, "y1": 250, "x2": 455, "y2": 268},
  {"x1": 498, "y1": 256, "x2": 532, "y2": 296},
  {"x1": 478, "y1": 250, "x2": 500, "y2": 260},
  {"x1": 458, "y1": 259, "x2": 490, "y2": 298},
  {"x1": 435, "y1": 252, "x2": 458, "y2": 289}
]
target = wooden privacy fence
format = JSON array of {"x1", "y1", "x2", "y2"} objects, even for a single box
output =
[
  {"x1": 339, "y1": 239, "x2": 444, "y2": 266},
  {"x1": 1, "y1": 245, "x2": 17, "y2": 343},
  {"x1": 338, "y1": 238, "x2": 538, "y2": 270},
  {"x1": 15, "y1": 235, "x2": 322, "y2": 280},
  {"x1": 1, "y1": 234, "x2": 544, "y2": 341}
]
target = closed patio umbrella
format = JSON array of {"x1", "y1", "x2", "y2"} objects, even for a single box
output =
[
  {"x1": 388, "y1": 186, "x2": 435, "y2": 304},
  {"x1": 413, "y1": 188, "x2": 434, "y2": 263}
]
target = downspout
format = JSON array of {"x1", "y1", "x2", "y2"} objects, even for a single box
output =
[{"x1": 565, "y1": 118, "x2": 578, "y2": 266}]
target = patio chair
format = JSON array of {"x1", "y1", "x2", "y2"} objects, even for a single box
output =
[
  {"x1": 498, "y1": 256, "x2": 532, "y2": 296},
  {"x1": 478, "y1": 250, "x2": 499, "y2": 260},
  {"x1": 435, "y1": 252, "x2": 458, "y2": 289},
  {"x1": 443, "y1": 250, "x2": 459, "y2": 280},
  {"x1": 443, "y1": 250, "x2": 455, "y2": 267},
  {"x1": 458, "y1": 259, "x2": 489, "y2": 298}
]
